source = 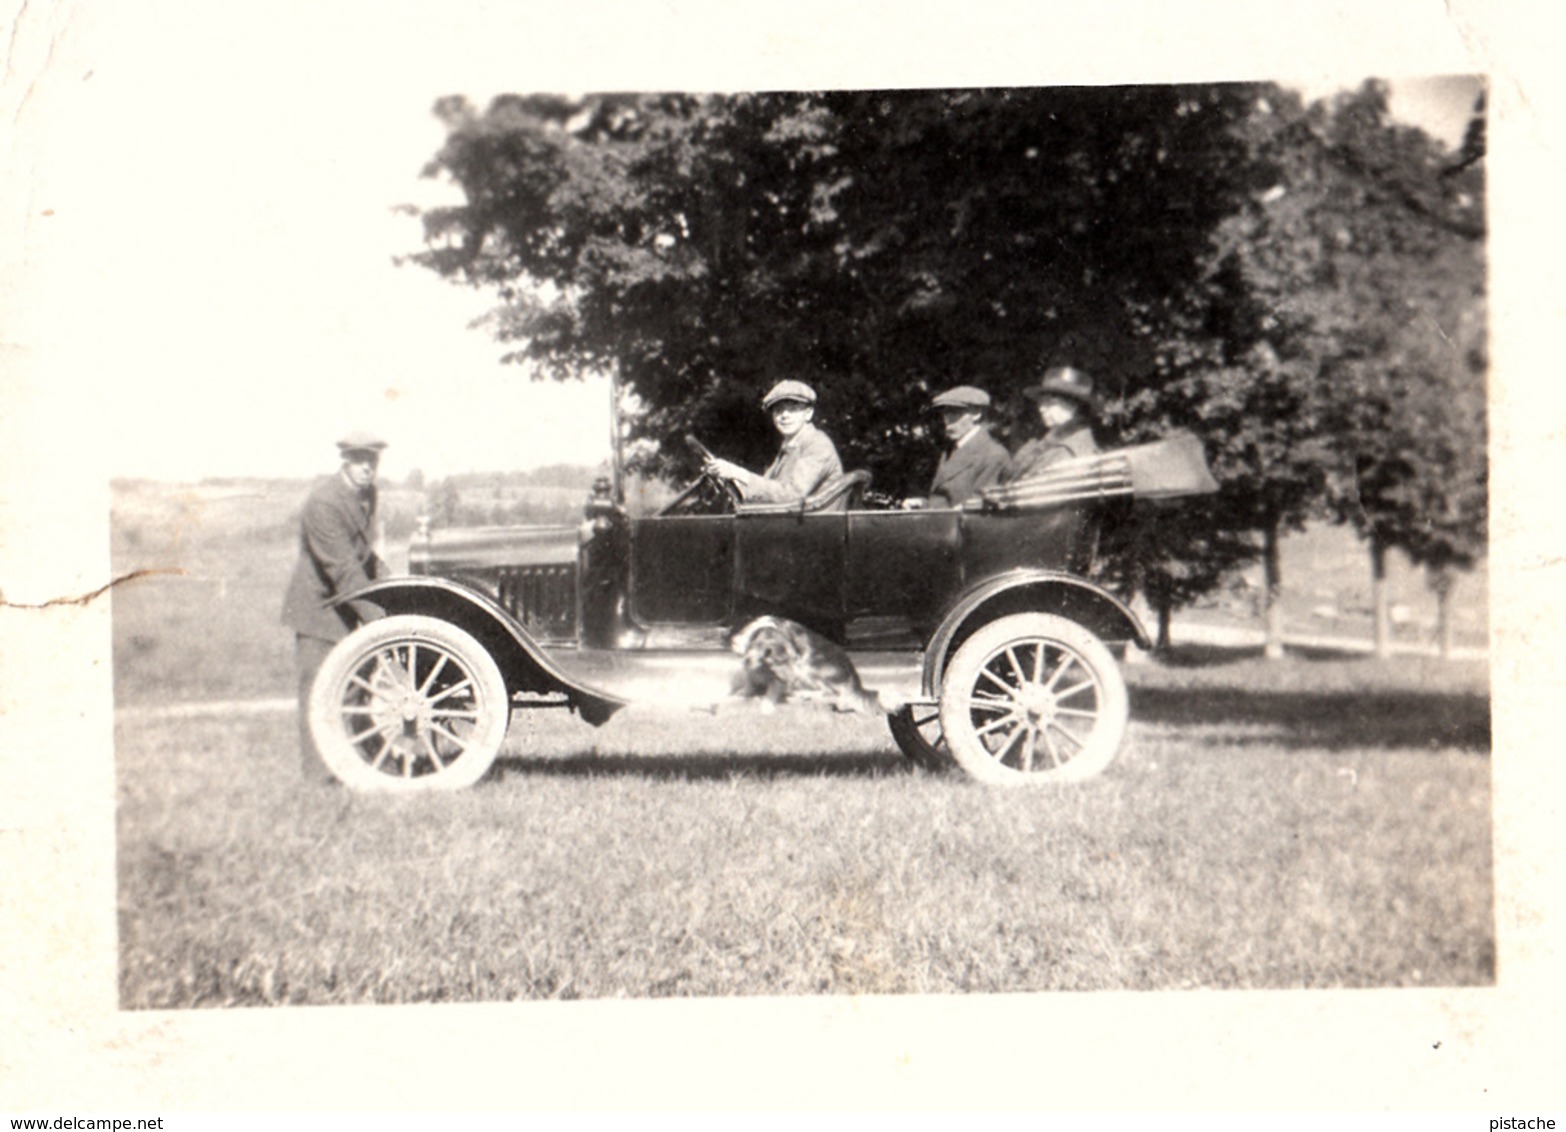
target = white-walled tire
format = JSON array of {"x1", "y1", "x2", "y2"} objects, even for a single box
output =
[
  {"x1": 308, "y1": 615, "x2": 511, "y2": 792},
  {"x1": 938, "y1": 613, "x2": 1128, "y2": 786}
]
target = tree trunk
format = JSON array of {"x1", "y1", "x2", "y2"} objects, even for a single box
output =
[
  {"x1": 1122, "y1": 570, "x2": 1151, "y2": 666},
  {"x1": 1262, "y1": 518, "x2": 1285, "y2": 659},
  {"x1": 1156, "y1": 591, "x2": 1174, "y2": 653},
  {"x1": 1432, "y1": 566, "x2": 1457, "y2": 660},
  {"x1": 1370, "y1": 533, "x2": 1392, "y2": 659}
]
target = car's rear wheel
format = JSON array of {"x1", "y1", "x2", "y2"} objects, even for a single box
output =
[
  {"x1": 887, "y1": 703, "x2": 955, "y2": 771},
  {"x1": 309, "y1": 615, "x2": 511, "y2": 792},
  {"x1": 938, "y1": 612, "x2": 1127, "y2": 786}
]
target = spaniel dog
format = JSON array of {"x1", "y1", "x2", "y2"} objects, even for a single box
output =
[{"x1": 729, "y1": 616, "x2": 883, "y2": 714}]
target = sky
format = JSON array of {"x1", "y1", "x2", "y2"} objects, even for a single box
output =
[{"x1": 6, "y1": 0, "x2": 1488, "y2": 485}]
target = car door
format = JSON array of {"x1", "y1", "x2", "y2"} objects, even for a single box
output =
[
  {"x1": 844, "y1": 509, "x2": 964, "y2": 648},
  {"x1": 733, "y1": 510, "x2": 847, "y2": 633},
  {"x1": 628, "y1": 514, "x2": 736, "y2": 625}
]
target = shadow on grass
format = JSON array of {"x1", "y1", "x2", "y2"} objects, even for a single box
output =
[
  {"x1": 1137, "y1": 642, "x2": 1374, "y2": 667},
  {"x1": 1122, "y1": 643, "x2": 1491, "y2": 753},
  {"x1": 491, "y1": 749, "x2": 913, "y2": 783},
  {"x1": 1129, "y1": 684, "x2": 1491, "y2": 754}
]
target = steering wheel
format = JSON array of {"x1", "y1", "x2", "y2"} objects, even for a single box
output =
[
  {"x1": 686, "y1": 434, "x2": 742, "y2": 508},
  {"x1": 656, "y1": 435, "x2": 742, "y2": 516},
  {"x1": 684, "y1": 433, "x2": 718, "y2": 464}
]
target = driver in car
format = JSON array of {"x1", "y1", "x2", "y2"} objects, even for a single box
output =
[{"x1": 704, "y1": 380, "x2": 843, "y2": 504}]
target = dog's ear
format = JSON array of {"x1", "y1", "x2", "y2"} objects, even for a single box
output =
[
  {"x1": 780, "y1": 619, "x2": 813, "y2": 656},
  {"x1": 731, "y1": 617, "x2": 762, "y2": 655}
]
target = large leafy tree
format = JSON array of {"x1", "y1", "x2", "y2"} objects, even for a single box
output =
[
  {"x1": 1112, "y1": 86, "x2": 1343, "y2": 657},
  {"x1": 410, "y1": 82, "x2": 1486, "y2": 659},
  {"x1": 1308, "y1": 83, "x2": 1487, "y2": 657},
  {"x1": 1121, "y1": 83, "x2": 1486, "y2": 659},
  {"x1": 410, "y1": 86, "x2": 1259, "y2": 493}
]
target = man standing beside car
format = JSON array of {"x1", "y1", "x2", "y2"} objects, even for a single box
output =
[
  {"x1": 1001, "y1": 365, "x2": 1101, "y2": 483},
  {"x1": 281, "y1": 431, "x2": 389, "y2": 783},
  {"x1": 922, "y1": 385, "x2": 1010, "y2": 508},
  {"x1": 704, "y1": 380, "x2": 843, "y2": 504}
]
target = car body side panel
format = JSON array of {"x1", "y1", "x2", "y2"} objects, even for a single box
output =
[
  {"x1": 409, "y1": 487, "x2": 1125, "y2": 677},
  {"x1": 629, "y1": 515, "x2": 735, "y2": 625},
  {"x1": 960, "y1": 505, "x2": 1095, "y2": 579},
  {"x1": 844, "y1": 510, "x2": 963, "y2": 649},
  {"x1": 733, "y1": 511, "x2": 847, "y2": 630}
]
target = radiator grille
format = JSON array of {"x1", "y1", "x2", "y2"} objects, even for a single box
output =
[{"x1": 497, "y1": 565, "x2": 577, "y2": 640}]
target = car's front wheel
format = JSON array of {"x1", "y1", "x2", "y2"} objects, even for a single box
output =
[
  {"x1": 938, "y1": 612, "x2": 1128, "y2": 786},
  {"x1": 308, "y1": 615, "x2": 511, "y2": 792}
]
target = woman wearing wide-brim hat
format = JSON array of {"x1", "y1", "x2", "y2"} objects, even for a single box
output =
[{"x1": 1000, "y1": 365, "x2": 1101, "y2": 484}]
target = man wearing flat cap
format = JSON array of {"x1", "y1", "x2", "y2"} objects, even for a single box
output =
[
  {"x1": 281, "y1": 431, "x2": 389, "y2": 782},
  {"x1": 704, "y1": 380, "x2": 843, "y2": 504},
  {"x1": 924, "y1": 385, "x2": 1010, "y2": 508},
  {"x1": 1002, "y1": 365, "x2": 1101, "y2": 484}
]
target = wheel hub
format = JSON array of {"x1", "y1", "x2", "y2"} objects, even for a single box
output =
[{"x1": 1015, "y1": 682, "x2": 1055, "y2": 725}]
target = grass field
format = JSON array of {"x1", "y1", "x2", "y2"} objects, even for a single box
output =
[
  {"x1": 111, "y1": 480, "x2": 1494, "y2": 1006},
  {"x1": 116, "y1": 651, "x2": 1491, "y2": 1006}
]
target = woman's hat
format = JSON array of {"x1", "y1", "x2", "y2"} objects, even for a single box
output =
[{"x1": 1024, "y1": 366, "x2": 1097, "y2": 411}]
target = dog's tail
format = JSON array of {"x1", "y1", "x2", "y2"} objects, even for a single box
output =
[{"x1": 833, "y1": 685, "x2": 890, "y2": 714}]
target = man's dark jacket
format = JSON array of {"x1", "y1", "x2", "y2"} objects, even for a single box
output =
[
  {"x1": 929, "y1": 428, "x2": 1010, "y2": 507},
  {"x1": 280, "y1": 474, "x2": 385, "y2": 641}
]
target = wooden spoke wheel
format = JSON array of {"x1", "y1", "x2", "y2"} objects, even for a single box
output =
[
  {"x1": 309, "y1": 615, "x2": 511, "y2": 792},
  {"x1": 938, "y1": 613, "x2": 1127, "y2": 786}
]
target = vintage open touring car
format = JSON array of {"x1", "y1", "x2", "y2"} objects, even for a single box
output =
[{"x1": 308, "y1": 431, "x2": 1216, "y2": 792}]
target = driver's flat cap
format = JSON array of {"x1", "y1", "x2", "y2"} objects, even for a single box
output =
[
  {"x1": 762, "y1": 380, "x2": 817, "y2": 409},
  {"x1": 336, "y1": 430, "x2": 388, "y2": 453},
  {"x1": 931, "y1": 385, "x2": 991, "y2": 410}
]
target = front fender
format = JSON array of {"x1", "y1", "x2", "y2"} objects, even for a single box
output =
[
  {"x1": 332, "y1": 576, "x2": 624, "y2": 724},
  {"x1": 922, "y1": 569, "x2": 1150, "y2": 697}
]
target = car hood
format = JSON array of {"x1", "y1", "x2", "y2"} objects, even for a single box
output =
[{"x1": 411, "y1": 524, "x2": 580, "y2": 575}]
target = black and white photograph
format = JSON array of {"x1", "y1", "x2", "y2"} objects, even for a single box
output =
[{"x1": 2, "y1": 0, "x2": 1560, "y2": 1119}]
